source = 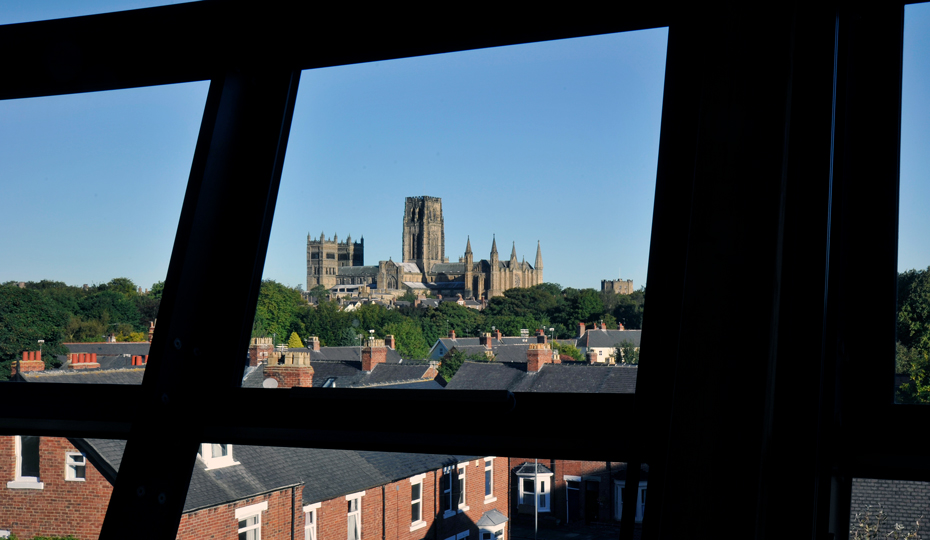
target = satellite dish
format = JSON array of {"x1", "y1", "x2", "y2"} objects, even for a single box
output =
[{"x1": 262, "y1": 378, "x2": 279, "y2": 389}]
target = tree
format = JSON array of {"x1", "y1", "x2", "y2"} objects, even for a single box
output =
[
  {"x1": 615, "y1": 340, "x2": 640, "y2": 365},
  {"x1": 552, "y1": 341, "x2": 583, "y2": 362},
  {"x1": 0, "y1": 286, "x2": 69, "y2": 378},
  {"x1": 287, "y1": 332, "x2": 304, "y2": 348},
  {"x1": 382, "y1": 320, "x2": 429, "y2": 359},
  {"x1": 897, "y1": 267, "x2": 930, "y2": 353},
  {"x1": 253, "y1": 280, "x2": 305, "y2": 340},
  {"x1": 150, "y1": 281, "x2": 165, "y2": 301},
  {"x1": 308, "y1": 284, "x2": 329, "y2": 298}
]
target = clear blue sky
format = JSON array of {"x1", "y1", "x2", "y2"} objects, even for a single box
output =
[{"x1": 1, "y1": 1, "x2": 927, "y2": 293}]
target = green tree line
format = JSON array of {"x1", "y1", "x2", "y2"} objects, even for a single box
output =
[
  {"x1": 252, "y1": 280, "x2": 645, "y2": 361},
  {"x1": 896, "y1": 267, "x2": 930, "y2": 403},
  {"x1": 0, "y1": 278, "x2": 161, "y2": 379}
]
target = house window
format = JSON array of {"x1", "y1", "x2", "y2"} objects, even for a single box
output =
[
  {"x1": 441, "y1": 467, "x2": 454, "y2": 517},
  {"x1": 346, "y1": 491, "x2": 365, "y2": 540},
  {"x1": 199, "y1": 442, "x2": 239, "y2": 470},
  {"x1": 515, "y1": 463, "x2": 552, "y2": 512},
  {"x1": 7, "y1": 435, "x2": 43, "y2": 489},
  {"x1": 235, "y1": 501, "x2": 268, "y2": 540},
  {"x1": 613, "y1": 481, "x2": 647, "y2": 522},
  {"x1": 480, "y1": 526, "x2": 504, "y2": 540},
  {"x1": 304, "y1": 503, "x2": 320, "y2": 540},
  {"x1": 457, "y1": 462, "x2": 469, "y2": 511},
  {"x1": 410, "y1": 473, "x2": 426, "y2": 531},
  {"x1": 65, "y1": 452, "x2": 86, "y2": 481},
  {"x1": 484, "y1": 458, "x2": 495, "y2": 502}
]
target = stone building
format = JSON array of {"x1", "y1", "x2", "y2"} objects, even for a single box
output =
[
  {"x1": 307, "y1": 196, "x2": 543, "y2": 299},
  {"x1": 306, "y1": 232, "x2": 364, "y2": 289},
  {"x1": 601, "y1": 276, "x2": 634, "y2": 295}
]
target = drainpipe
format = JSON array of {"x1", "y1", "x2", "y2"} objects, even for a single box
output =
[
  {"x1": 534, "y1": 458, "x2": 538, "y2": 540},
  {"x1": 382, "y1": 485, "x2": 386, "y2": 540},
  {"x1": 292, "y1": 486, "x2": 296, "y2": 540}
]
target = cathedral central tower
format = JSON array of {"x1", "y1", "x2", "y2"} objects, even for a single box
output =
[{"x1": 402, "y1": 196, "x2": 445, "y2": 273}]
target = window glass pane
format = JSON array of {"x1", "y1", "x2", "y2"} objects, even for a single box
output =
[
  {"x1": 247, "y1": 29, "x2": 665, "y2": 393},
  {"x1": 897, "y1": 3, "x2": 930, "y2": 403},
  {"x1": 20, "y1": 435, "x2": 40, "y2": 478},
  {"x1": 0, "y1": 1, "x2": 196, "y2": 25},
  {"x1": 411, "y1": 501, "x2": 420, "y2": 522},
  {"x1": 0, "y1": 82, "x2": 208, "y2": 383}
]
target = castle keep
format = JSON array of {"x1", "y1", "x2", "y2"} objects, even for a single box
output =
[{"x1": 306, "y1": 196, "x2": 543, "y2": 299}]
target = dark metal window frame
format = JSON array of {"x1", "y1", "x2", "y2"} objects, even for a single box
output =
[{"x1": 0, "y1": 2, "x2": 920, "y2": 539}]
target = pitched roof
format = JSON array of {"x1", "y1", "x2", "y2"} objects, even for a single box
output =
[
  {"x1": 430, "y1": 263, "x2": 465, "y2": 274},
  {"x1": 580, "y1": 329, "x2": 642, "y2": 348},
  {"x1": 22, "y1": 368, "x2": 471, "y2": 513},
  {"x1": 477, "y1": 509, "x2": 508, "y2": 527},
  {"x1": 64, "y1": 342, "x2": 151, "y2": 356},
  {"x1": 514, "y1": 462, "x2": 554, "y2": 475},
  {"x1": 241, "y1": 361, "x2": 437, "y2": 389},
  {"x1": 445, "y1": 362, "x2": 638, "y2": 394},
  {"x1": 337, "y1": 266, "x2": 379, "y2": 277}
]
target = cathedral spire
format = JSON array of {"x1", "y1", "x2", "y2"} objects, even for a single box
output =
[
  {"x1": 320, "y1": 230, "x2": 325, "y2": 242},
  {"x1": 465, "y1": 236, "x2": 472, "y2": 254},
  {"x1": 535, "y1": 240, "x2": 543, "y2": 269},
  {"x1": 491, "y1": 235, "x2": 498, "y2": 255},
  {"x1": 510, "y1": 242, "x2": 518, "y2": 262}
]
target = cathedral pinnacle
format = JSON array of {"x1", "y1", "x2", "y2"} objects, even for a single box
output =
[
  {"x1": 510, "y1": 242, "x2": 518, "y2": 261},
  {"x1": 466, "y1": 236, "x2": 472, "y2": 254},
  {"x1": 491, "y1": 235, "x2": 498, "y2": 254},
  {"x1": 535, "y1": 240, "x2": 543, "y2": 269}
]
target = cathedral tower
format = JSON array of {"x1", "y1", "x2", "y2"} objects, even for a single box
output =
[{"x1": 402, "y1": 196, "x2": 446, "y2": 273}]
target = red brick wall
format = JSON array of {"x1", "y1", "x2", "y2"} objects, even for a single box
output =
[
  {"x1": 265, "y1": 365, "x2": 314, "y2": 388},
  {"x1": 0, "y1": 436, "x2": 112, "y2": 539},
  {"x1": 176, "y1": 487, "x2": 299, "y2": 540}
]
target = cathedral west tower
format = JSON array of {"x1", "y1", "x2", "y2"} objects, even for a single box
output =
[{"x1": 402, "y1": 196, "x2": 446, "y2": 273}]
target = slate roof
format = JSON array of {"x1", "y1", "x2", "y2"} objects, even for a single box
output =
[
  {"x1": 849, "y1": 478, "x2": 930, "y2": 533},
  {"x1": 75, "y1": 436, "x2": 477, "y2": 512},
  {"x1": 430, "y1": 263, "x2": 465, "y2": 274},
  {"x1": 64, "y1": 342, "x2": 151, "y2": 356},
  {"x1": 241, "y1": 361, "x2": 437, "y2": 389},
  {"x1": 20, "y1": 369, "x2": 473, "y2": 514},
  {"x1": 580, "y1": 329, "x2": 642, "y2": 348},
  {"x1": 514, "y1": 462, "x2": 554, "y2": 475},
  {"x1": 445, "y1": 362, "x2": 638, "y2": 394},
  {"x1": 448, "y1": 344, "x2": 531, "y2": 364},
  {"x1": 20, "y1": 367, "x2": 146, "y2": 385},
  {"x1": 403, "y1": 282, "x2": 465, "y2": 290},
  {"x1": 429, "y1": 337, "x2": 542, "y2": 360},
  {"x1": 398, "y1": 262, "x2": 421, "y2": 273},
  {"x1": 337, "y1": 266, "x2": 379, "y2": 277},
  {"x1": 285, "y1": 346, "x2": 403, "y2": 363},
  {"x1": 477, "y1": 509, "x2": 508, "y2": 527}
]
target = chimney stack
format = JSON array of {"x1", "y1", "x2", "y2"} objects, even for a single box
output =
[
  {"x1": 587, "y1": 350, "x2": 599, "y2": 364},
  {"x1": 600, "y1": 322, "x2": 607, "y2": 330},
  {"x1": 307, "y1": 336, "x2": 321, "y2": 352},
  {"x1": 385, "y1": 335, "x2": 396, "y2": 350},
  {"x1": 526, "y1": 343, "x2": 551, "y2": 372},
  {"x1": 493, "y1": 328, "x2": 502, "y2": 340},
  {"x1": 479, "y1": 333, "x2": 492, "y2": 349},
  {"x1": 448, "y1": 329, "x2": 456, "y2": 340},
  {"x1": 12, "y1": 351, "x2": 45, "y2": 376},
  {"x1": 578, "y1": 322, "x2": 586, "y2": 338},
  {"x1": 618, "y1": 322, "x2": 625, "y2": 330},
  {"x1": 131, "y1": 355, "x2": 148, "y2": 366},
  {"x1": 362, "y1": 339, "x2": 387, "y2": 372},
  {"x1": 69, "y1": 352, "x2": 100, "y2": 369},
  {"x1": 248, "y1": 337, "x2": 274, "y2": 367},
  {"x1": 148, "y1": 320, "x2": 156, "y2": 342},
  {"x1": 264, "y1": 351, "x2": 314, "y2": 388}
]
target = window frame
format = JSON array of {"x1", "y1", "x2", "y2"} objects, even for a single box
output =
[
  {"x1": 7, "y1": 435, "x2": 43, "y2": 489},
  {"x1": 0, "y1": 3, "x2": 917, "y2": 539},
  {"x1": 304, "y1": 502, "x2": 320, "y2": 540},
  {"x1": 235, "y1": 501, "x2": 268, "y2": 540},
  {"x1": 410, "y1": 473, "x2": 426, "y2": 531},
  {"x1": 346, "y1": 490, "x2": 365, "y2": 540},
  {"x1": 516, "y1": 471, "x2": 552, "y2": 512},
  {"x1": 484, "y1": 457, "x2": 496, "y2": 503},
  {"x1": 65, "y1": 451, "x2": 86, "y2": 481},
  {"x1": 199, "y1": 443, "x2": 239, "y2": 470}
]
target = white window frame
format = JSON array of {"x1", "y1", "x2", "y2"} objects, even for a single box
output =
[
  {"x1": 457, "y1": 461, "x2": 469, "y2": 512},
  {"x1": 442, "y1": 467, "x2": 456, "y2": 518},
  {"x1": 479, "y1": 524, "x2": 505, "y2": 540},
  {"x1": 517, "y1": 472, "x2": 552, "y2": 512},
  {"x1": 303, "y1": 502, "x2": 320, "y2": 540},
  {"x1": 236, "y1": 501, "x2": 268, "y2": 540},
  {"x1": 7, "y1": 435, "x2": 44, "y2": 489},
  {"x1": 410, "y1": 474, "x2": 426, "y2": 531},
  {"x1": 346, "y1": 490, "x2": 365, "y2": 540},
  {"x1": 200, "y1": 442, "x2": 240, "y2": 470},
  {"x1": 613, "y1": 480, "x2": 647, "y2": 523},
  {"x1": 65, "y1": 451, "x2": 86, "y2": 481},
  {"x1": 484, "y1": 458, "x2": 496, "y2": 503}
]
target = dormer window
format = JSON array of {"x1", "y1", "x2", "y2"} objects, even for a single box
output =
[{"x1": 199, "y1": 443, "x2": 240, "y2": 470}]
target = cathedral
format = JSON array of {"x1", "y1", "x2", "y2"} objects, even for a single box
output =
[{"x1": 307, "y1": 196, "x2": 543, "y2": 299}]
